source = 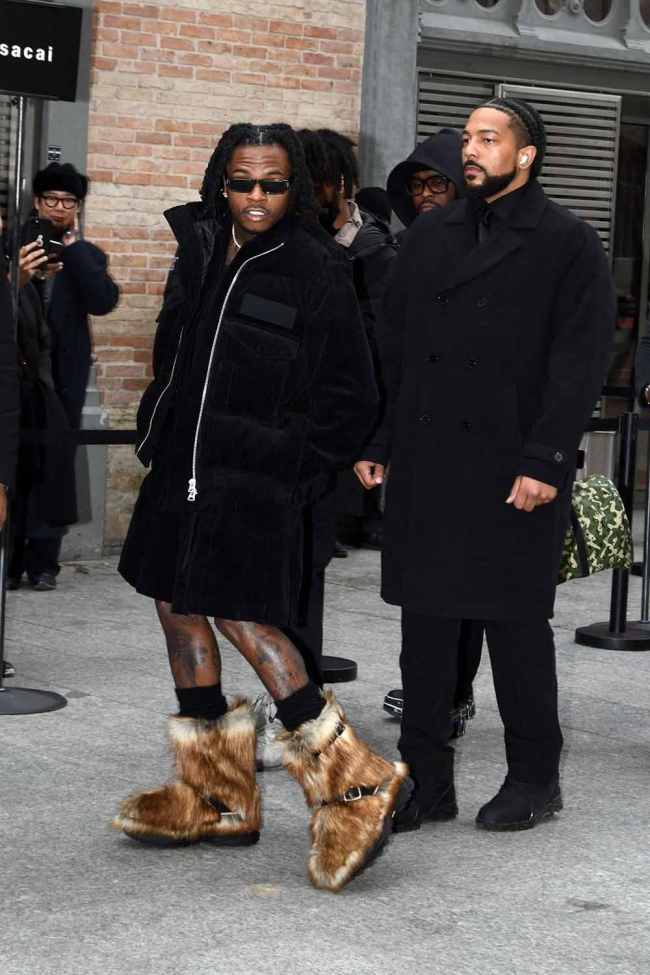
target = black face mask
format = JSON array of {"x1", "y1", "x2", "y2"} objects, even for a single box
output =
[
  {"x1": 464, "y1": 166, "x2": 518, "y2": 200},
  {"x1": 318, "y1": 201, "x2": 340, "y2": 235}
]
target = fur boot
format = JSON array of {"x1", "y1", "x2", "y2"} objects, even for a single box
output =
[
  {"x1": 280, "y1": 692, "x2": 411, "y2": 892},
  {"x1": 112, "y1": 699, "x2": 261, "y2": 846}
]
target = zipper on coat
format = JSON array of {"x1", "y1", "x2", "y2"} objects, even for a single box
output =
[
  {"x1": 188, "y1": 242, "x2": 285, "y2": 502},
  {"x1": 136, "y1": 325, "x2": 185, "y2": 460}
]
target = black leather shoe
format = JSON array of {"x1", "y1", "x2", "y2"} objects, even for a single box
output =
[
  {"x1": 332, "y1": 540, "x2": 349, "y2": 559},
  {"x1": 392, "y1": 783, "x2": 458, "y2": 833},
  {"x1": 476, "y1": 777, "x2": 562, "y2": 832}
]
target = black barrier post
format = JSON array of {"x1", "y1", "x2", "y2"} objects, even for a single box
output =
[{"x1": 575, "y1": 411, "x2": 650, "y2": 651}]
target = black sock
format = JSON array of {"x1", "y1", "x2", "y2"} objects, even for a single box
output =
[
  {"x1": 175, "y1": 683, "x2": 228, "y2": 721},
  {"x1": 275, "y1": 681, "x2": 324, "y2": 731}
]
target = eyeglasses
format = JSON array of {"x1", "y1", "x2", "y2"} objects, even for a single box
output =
[
  {"x1": 406, "y1": 174, "x2": 451, "y2": 196},
  {"x1": 225, "y1": 177, "x2": 292, "y2": 195},
  {"x1": 40, "y1": 195, "x2": 79, "y2": 210}
]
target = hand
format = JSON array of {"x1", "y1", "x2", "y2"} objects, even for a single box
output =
[
  {"x1": 354, "y1": 460, "x2": 385, "y2": 489},
  {"x1": 41, "y1": 259, "x2": 63, "y2": 279},
  {"x1": 0, "y1": 484, "x2": 7, "y2": 532},
  {"x1": 506, "y1": 475, "x2": 558, "y2": 512},
  {"x1": 16, "y1": 241, "x2": 47, "y2": 286},
  {"x1": 63, "y1": 213, "x2": 80, "y2": 247}
]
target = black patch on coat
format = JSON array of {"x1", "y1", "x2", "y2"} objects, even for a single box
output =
[{"x1": 239, "y1": 293, "x2": 298, "y2": 332}]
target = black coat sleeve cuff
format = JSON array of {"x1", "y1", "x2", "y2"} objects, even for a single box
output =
[
  {"x1": 362, "y1": 441, "x2": 390, "y2": 467},
  {"x1": 519, "y1": 442, "x2": 570, "y2": 491}
]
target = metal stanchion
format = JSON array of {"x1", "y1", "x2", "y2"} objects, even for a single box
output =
[
  {"x1": 0, "y1": 93, "x2": 67, "y2": 715},
  {"x1": 575, "y1": 411, "x2": 650, "y2": 651}
]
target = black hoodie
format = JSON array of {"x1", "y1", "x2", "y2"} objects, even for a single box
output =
[{"x1": 387, "y1": 128, "x2": 464, "y2": 228}]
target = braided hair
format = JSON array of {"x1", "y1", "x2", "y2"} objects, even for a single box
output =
[
  {"x1": 298, "y1": 128, "x2": 359, "y2": 197},
  {"x1": 481, "y1": 98, "x2": 547, "y2": 178},
  {"x1": 200, "y1": 122, "x2": 318, "y2": 220}
]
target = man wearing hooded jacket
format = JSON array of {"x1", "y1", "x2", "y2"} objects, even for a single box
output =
[{"x1": 382, "y1": 129, "x2": 485, "y2": 737}]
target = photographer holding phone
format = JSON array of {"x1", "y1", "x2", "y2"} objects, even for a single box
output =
[
  {"x1": 31, "y1": 163, "x2": 119, "y2": 430},
  {"x1": 8, "y1": 163, "x2": 120, "y2": 590}
]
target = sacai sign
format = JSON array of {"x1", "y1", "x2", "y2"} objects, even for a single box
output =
[{"x1": 0, "y1": 0, "x2": 83, "y2": 102}]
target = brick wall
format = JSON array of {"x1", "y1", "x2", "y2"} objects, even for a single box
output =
[{"x1": 84, "y1": 0, "x2": 366, "y2": 546}]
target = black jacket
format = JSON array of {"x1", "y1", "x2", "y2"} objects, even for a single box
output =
[
  {"x1": 15, "y1": 282, "x2": 77, "y2": 529},
  {"x1": 0, "y1": 240, "x2": 19, "y2": 487},
  {"x1": 44, "y1": 240, "x2": 119, "y2": 427},
  {"x1": 136, "y1": 205, "x2": 378, "y2": 507},
  {"x1": 367, "y1": 180, "x2": 616, "y2": 620},
  {"x1": 348, "y1": 208, "x2": 398, "y2": 332}
]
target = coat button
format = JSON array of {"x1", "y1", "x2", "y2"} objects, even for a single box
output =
[
  {"x1": 419, "y1": 414, "x2": 432, "y2": 424},
  {"x1": 462, "y1": 420, "x2": 472, "y2": 430},
  {"x1": 476, "y1": 297, "x2": 488, "y2": 308},
  {"x1": 466, "y1": 358, "x2": 478, "y2": 368},
  {"x1": 554, "y1": 451, "x2": 565, "y2": 463},
  {"x1": 428, "y1": 354, "x2": 441, "y2": 363},
  {"x1": 437, "y1": 294, "x2": 449, "y2": 304}
]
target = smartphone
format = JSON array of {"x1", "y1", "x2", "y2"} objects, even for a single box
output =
[
  {"x1": 24, "y1": 216, "x2": 54, "y2": 251},
  {"x1": 46, "y1": 239, "x2": 64, "y2": 264},
  {"x1": 24, "y1": 217, "x2": 63, "y2": 265}
]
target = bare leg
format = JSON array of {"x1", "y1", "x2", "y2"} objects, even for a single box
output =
[
  {"x1": 215, "y1": 619, "x2": 309, "y2": 700},
  {"x1": 156, "y1": 600, "x2": 221, "y2": 688}
]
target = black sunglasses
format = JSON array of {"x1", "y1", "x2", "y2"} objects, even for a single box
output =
[
  {"x1": 225, "y1": 177, "x2": 292, "y2": 195},
  {"x1": 406, "y1": 174, "x2": 451, "y2": 196}
]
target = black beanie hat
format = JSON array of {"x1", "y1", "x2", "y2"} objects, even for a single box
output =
[
  {"x1": 481, "y1": 97, "x2": 547, "y2": 178},
  {"x1": 33, "y1": 162, "x2": 88, "y2": 200},
  {"x1": 355, "y1": 186, "x2": 392, "y2": 221}
]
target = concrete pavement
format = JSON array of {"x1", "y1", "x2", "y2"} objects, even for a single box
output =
[{"x1": 1, "y1": 549, "x2": 649, "y2": 975}]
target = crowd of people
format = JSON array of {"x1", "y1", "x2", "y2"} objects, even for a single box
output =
[{"x1": 1, "y1": 97, "x2": 617, "y2": 893}]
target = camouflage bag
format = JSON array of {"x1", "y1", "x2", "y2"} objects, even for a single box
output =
[{"x1": 557, "y1": 474, "x2": 632, "y2": 584}]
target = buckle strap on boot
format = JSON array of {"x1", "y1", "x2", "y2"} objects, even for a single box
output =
[
  {"x1": 311, "y1": 721, "x2": 345, "y2": 760},
  {"x1": 319, "y1": 784, "x2": 380, "y2": 807},
  {"x1": 186, "y1": 783, "x2": 239, "y2": 819}
]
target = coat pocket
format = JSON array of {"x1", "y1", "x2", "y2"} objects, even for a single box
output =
[{"x1": 217, "y1": 317, "x2": 299, "y2": 422}]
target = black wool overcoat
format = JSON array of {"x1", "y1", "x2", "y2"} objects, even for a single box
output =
[
  {"x1": 365, "y1": 180, "x2": 616, "y2": 621},
  {"x1": 46, "y1": 241, "x2": 119, "y2": 428}
]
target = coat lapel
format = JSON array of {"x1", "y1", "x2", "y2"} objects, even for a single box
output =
[{"x1": 440, "y1": 181, "x2": 549, "y2": 292}]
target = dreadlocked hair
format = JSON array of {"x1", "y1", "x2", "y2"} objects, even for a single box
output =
[
  {"x1": 200, "y1": 122, "x2": 318, "y2": 220},
  {"x1": 298, "y1": 128, "x2": 360, "y2": 198},
  {"x1": 481, "y1": 97, "x2": 547, "y2": 178}
]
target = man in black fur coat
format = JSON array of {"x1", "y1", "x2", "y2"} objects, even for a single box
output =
[{"x1": 113, "y1": 123, "x2": 411, "y2": 893}]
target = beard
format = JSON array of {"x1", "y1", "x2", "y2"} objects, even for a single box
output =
[
  {"x1": 318, "y1": 201, "x2": 340, "y2": 235},
  {"x1": 464, "y1": 166, "x2": 518, "y2": 200}
]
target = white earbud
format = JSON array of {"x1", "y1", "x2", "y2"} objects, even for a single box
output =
[
  {"x1": 222, "y1": 190, "x2": 228, "y2": 197},
  {"x1": 520, "y1": 154, "x2": 529, "y2": 165}
]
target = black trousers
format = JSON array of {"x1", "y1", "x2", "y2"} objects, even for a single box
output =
[
  {"x1": 399, "y1": 612, "x2": 563, "y2": 803},
  {"x1": 9, "y1": 535, "x2": 62, "y2": 580},
  {"x1": 280, "y1": 495, "x2": 338, "y2": 688}
]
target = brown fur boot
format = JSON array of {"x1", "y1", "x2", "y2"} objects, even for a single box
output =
[
  {"x1": 112, "y1": 699, "x2": 261, "y2": 847},
  {"x1": 279, "y1": 692, "x2": 412, "y2": 892}
]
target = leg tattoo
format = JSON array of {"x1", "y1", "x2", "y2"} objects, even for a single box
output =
[
  {"x1": 156, "y1": 601, "x2": 221, "y2": 688},
  {"x1": 215, "y1": 619, "x2": 309, "y2": 700}
]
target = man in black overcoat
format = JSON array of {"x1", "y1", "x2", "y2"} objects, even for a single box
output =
[{"x1": 356, "y1": 98, "x2": 616, "y2": 832}]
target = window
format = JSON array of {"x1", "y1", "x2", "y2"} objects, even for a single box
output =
[
  {"x1": 534, "y1": 0, "x2": 565, "y2": 14},
  {"x1": 583, "y1": 0, "x2": 612, "y2": 22}
]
